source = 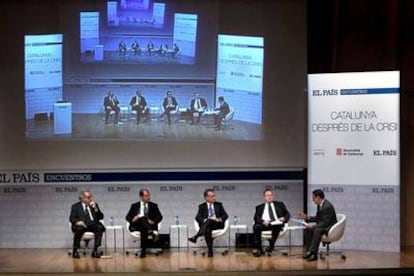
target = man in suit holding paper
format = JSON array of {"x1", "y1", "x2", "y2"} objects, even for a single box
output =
[
  {"x1": 188, "y1": 188, "x2": 228, "y2": 257},
  {"x1": 189, "y1": 92, "x2": 208, "y2": 124},
  {"x1": 252, "y1": 188, "x2": 290, "y2": 257},
  {"x1": 69, "y1": 189, "x2": 105, "y2": 259},
  {"x1": 214, "y1": 96, "x2": 230, "y2": 130},
  {"x1": 126, "y1": 188, "x2": 163, "y2": 258},
  {"x1": 299, "y1": 189, "x2": 337, "y2": 262}
]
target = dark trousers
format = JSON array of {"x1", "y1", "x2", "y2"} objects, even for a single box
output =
[
  {"x1": 72, "y1": 222, "x2": 105, "y2": 251},
  {"x1": 196, "y1": 219, "x2": 224, "y2": 252},
  {"x1": 214, "y1": 112, "x2": 225, "y2": 127},
  {"x1": 105, "y1": 106, "x2": 120, "y2": 122},
  {"x1": 132, "y1": 106, "x2": 148, "y2": 123},
  {"x1": 304, "y1": 226, "x2": 328, "y2": 254},
  {"x1": 191, "y1": 110, "x2": 204, "y2": 123},
  {"x1": 253, "y1": 223, "x2": 283, "y2": 251},
  {"x1": 161, "y1": 106, "x2": 175, "y2": 124},
  {"x1": 129, "y1": 218, "x2": 156, "y2": 251}
]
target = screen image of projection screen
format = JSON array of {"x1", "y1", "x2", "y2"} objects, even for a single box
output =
[
  {"x1": 24, "y1": 0, "x2": 265, "y2": 142},
  {"x1": 10, "y1": 0, "x2": 307, "y2": 170}
]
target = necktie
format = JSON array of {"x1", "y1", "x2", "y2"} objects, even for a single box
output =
[
  {"x1": 317, "y1": 204, "x2": 321, "y2": 213},
  {"x1": 84, "y1": 206, "x2": 93, "y2": 225},
  {"x1": 144, "y1": 204, "x2": 148, "y2": 217},
  {"x1": 136, "y1": 97, "x2": 140, "y2": 105},
  {"x1": 195, "y1": 99, "x2": 200, "y2": 109},
  {"x1": 268, "y1": 203, "x2": 276, "y2": 221},
  {"x1": 208, "y1": 204, "x2": 214, "y2": 217},
  {"x1": 111, "y1": 97, "x2": 115, "y2": 106}
]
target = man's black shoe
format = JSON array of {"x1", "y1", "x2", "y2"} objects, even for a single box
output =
[
  {"x1": 140, "y1": 251, "x2": 147, "y2": 258},
  {"x1": 306, "y1": 253, "x2": 318, "y2": 262},
  {"x1": 253, "y1": 251, "x2": 262, "y2": 257},
  {"x1": 72, "y1": 251, "x2": 80, "y2": 259},
  {"x1": 302, "y1": 252, "x2": 311, "y2": 259},
  {"x1": 91, "y1": 250, "x2": 101, "y2": 258},
  {"x1": 207, "y1": 250, "x2": 213, "y2": 257},
  {"x1": 188, "y1": 236, "x2": 198, "y2": 244}
]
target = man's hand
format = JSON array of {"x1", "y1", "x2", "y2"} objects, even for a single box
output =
[
  {"x1": 298, "y1": 212, "x2": 308, "y2": 220},
  {"x1": 132, "y1": 215, "x2": 140, "y2": 222},
  {"x1": 90, "y1": 201, "x2": 97, "y2": 211},
  {"x1": 279, "y1": 217, "x2": 286, "y2": 223},
  {"x1": 148, "y1": 219, "x2": 155, "y2": 225},
  {"x1": 263, "y1": 220, "x2": 270, "y2": 226},
  {"x1": 75, "y1": 221, "x2": 87, "y2": 228},
  {"x1": 208, "y1": 215, "x2": 220, "y2": 222}
]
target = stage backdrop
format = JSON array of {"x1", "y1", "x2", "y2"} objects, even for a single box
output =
[
  {"x1": 308, "y1": 71, "x2": 400, "y2": 252},
  {"x1": 0, "y1": 170, "x2": 304, "y2": 250}
]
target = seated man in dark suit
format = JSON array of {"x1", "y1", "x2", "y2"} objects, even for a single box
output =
[
  {"x1": 214, "y1": 96, "x2": 230, "y2": 130},
  {"x1": 188, "y1": 189, "x2": 228, "y2": 257},
  {"x1": 252, "y1": 188, "x2": 290, "y2": 257},
  {"x1": 126, "y1": 188, "x2": 163, "y2": 258},
  {"x1": 69, "y1": 189, "x2": 105, "y2": 259},
  {"x1": 131, "y1": 40, "x2": 141, "y2": 55},
  {"x1": 160, "y1": 90, "x2": 178, "y2": 125},
  {"x1": 189, "y1": 92, "x2": 207, "y2": 124},
  {"x1": 103, "y1": 91, "x2": 120, "y2": 124},
  {"x1": 299, "y1": 189, "x2": 337, "y2": 262},
  {"x1": 147, "y1": 40, "x2": 154, "y2": 55},
  {"x1": 119, "y1": 40, "x2": 127, "y2": 56},
  {"x1": 173, "y1": 43, "x2": 180, "y2": 58},
  {"x1": 129, "y1": 90, "x2": 149, "y2": 124}
]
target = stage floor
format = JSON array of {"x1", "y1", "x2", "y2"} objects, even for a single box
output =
[
  {"x1": 25, "y1": 114, "x2": 263, "y2": 141},
  {"x1": 1, "y1": 247, "x2": 414, "y2": 275}
]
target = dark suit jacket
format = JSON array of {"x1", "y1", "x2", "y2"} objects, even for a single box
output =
[
  {"x1": 162, "y1": 96, "x2": 178, "y2": 109},
  {"x1": 103, "y1": 95, "x2": 119, "y2": 108},
  {"x1": 307, "y1": 199, "x2": 337, "y2": 230},
  {"x1": 254, "y1": 201, "x2": 290, "y2": 225},
  {"x1": 126, "y1": 201, "x2": 163, "y2": 230},
  {"x1": 69, "y1": 201, "x2": 104, "y2": 231},
  {"x1": 195, "y1": 201, "x2": 228, "y2": 227},
  {"x1": 190, "y1": 98, "x2": 207, "y2": 111},
  {"x1": 215, "y1": 101, "x2": 230, "y2": 117},
  {"x1": 129, "y1": 95, "x2": 147, "y2": 109}
]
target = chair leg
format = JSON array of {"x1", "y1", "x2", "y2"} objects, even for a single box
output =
[
  {"x1": 84, "y1": 240, "x2": 90, "y2": 255},
  {"x1": 319, "y1": 242, "x2": 346, "y2": 260}
]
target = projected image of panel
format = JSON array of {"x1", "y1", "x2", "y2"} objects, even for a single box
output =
[
  {"x1": 26, "y1": 1, "x2": 262, "y2": 141},
  {"x1": 80, "y1": 0, "x2": 197, "y2": 65}
]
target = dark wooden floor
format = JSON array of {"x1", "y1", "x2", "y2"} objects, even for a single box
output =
[{"x1": 1, "y1": 247, "x2": 414, "y2": 275}]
